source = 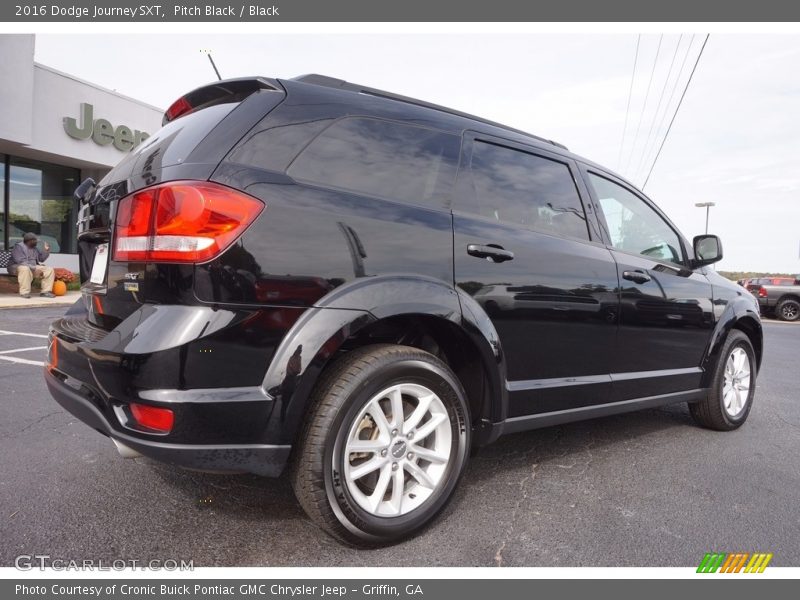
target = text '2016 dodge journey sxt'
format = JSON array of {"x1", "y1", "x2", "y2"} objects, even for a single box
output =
[{"x1": 46, "y1": 74, "x2": 763, "y2": 545}]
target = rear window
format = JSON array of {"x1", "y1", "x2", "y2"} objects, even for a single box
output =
[
  {"x1": 287, "y1": 117, "x2": 460, "y2": 209},
  {"x1": 100, "y1": 103, "x2": 238, "y2": 186},
  {"x1": 753, "y1": 277, "x2": 795, "y2": 286}
]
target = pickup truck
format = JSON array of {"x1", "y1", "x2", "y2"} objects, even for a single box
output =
[{"x1": 747, "y1": 278, "x2": 800, "y2": 321}]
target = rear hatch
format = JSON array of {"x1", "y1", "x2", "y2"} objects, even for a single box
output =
[{"x1": 77, "y1": 78, "x2": 285, "y2": 331}]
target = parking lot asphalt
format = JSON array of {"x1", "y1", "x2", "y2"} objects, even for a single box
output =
[{"x1": 1, "y1": 306, "x2": 798, "y2": 567}]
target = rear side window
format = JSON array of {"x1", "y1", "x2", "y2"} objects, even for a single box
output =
[
  {"x1": 287, "y1": 117, "x2": 460, "y2": 209},
  {"x1": 461, "y1": 141, "x2": 590, "y2": 241},
  {"x1": 101, "y1": 103, "x2": 238, "y2": 186}
]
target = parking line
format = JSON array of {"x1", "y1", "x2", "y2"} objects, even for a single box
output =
[
  {"x1": 0, "y1": 330, "x2": 49, "y2": 339},
  {"x1": 0, "y1": 355, "x2": 46, "y2": 367},
  {"x1": 0, "y1": 346, "x2": 47, "y2": 354}
]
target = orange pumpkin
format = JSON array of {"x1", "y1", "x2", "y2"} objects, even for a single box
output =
[{"x1": 52, "y1": 280, "x2": 67, "y2": 296}]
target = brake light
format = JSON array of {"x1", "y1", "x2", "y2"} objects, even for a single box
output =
[
  {"x1": 129, "y1": 403, "x2": 174, "y2": 434},
  {"x1": 758, "y1": 286, "x2": 768, "y2": 298},
  {"x1": 164, "y1": 96, "x2": 194, "y2": 122},
  {"x1": 113, "y1": 181, "x2": 264, "y2": 263}
]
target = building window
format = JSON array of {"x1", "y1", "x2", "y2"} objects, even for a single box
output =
[
  {"x1": 6, "y1": 157, "x2": 80, "y2": 253},
  {"x1": 1, "y1": 154, "x2": 6, "y2": 249}
]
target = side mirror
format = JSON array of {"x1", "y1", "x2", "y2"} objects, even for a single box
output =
[{"x1": 692, "y1": 234, "x2": 723, "y2": 268}]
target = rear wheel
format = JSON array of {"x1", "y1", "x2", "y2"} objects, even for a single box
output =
[
  {"x1": 776, "y1": 298, "x2": 800, "y2": 322},
  {"x1": 291, "y1": 344, "x2": 470, "y2": 546},
  {"x1": 689, "y1": 330, "x2": 756, "y2": 431}
]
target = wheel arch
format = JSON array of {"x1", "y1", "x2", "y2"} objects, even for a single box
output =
[
  {"x1": 701, "y1": 297, "x2": 763, "y2": 387},
  {"x1": 776, "y1": 293, "x2": 800, "y2": 304},
  {"x1": 261, "y1": 276, "x2": 507, "y2": 446}
]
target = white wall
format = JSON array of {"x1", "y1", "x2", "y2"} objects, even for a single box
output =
[
  {"x1": 0, "y1": 33, "x2": 163, "y2": 170},
  {"x1": 30, "y1": 64, "x2": 163, "y2": 168},
  {"x1": 1, "y1": 34, "x2": 164, "y2": 272},
  {"x1": 0, "y1": 35, "x2": 35, "y2": 146}
]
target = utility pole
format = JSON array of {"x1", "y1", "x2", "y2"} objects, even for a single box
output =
[{"x1": 695, "y1": 201, "x2": 715, "y2": 234}]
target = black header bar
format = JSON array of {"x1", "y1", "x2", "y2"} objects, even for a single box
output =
[{"x1": 2, "y1": 0, "x2": 800, "y2": 22}]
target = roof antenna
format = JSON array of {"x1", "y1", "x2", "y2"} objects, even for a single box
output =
[{"x1": 201, "y1": 49, "x2": 222, "y2": 81}]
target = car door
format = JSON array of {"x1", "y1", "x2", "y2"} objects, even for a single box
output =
[
  {"x1": 453, "y1": 134, "x2": 620, "y2": 419},
  {"x1": 582, "y1": 169, "x2": 716, "y2": 401}
]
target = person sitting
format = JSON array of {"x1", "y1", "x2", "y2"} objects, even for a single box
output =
[{"x1": 8, "y1": 233, "x2": 55, "y2": 299}]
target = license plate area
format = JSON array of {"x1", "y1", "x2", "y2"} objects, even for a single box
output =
[{"x1": 89, "y1": 244, "x2": 109, "y2": 285}]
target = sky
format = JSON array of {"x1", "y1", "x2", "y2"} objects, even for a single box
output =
[{"x1": 34, "y1": 33, "x2": 800, "y2": 274}]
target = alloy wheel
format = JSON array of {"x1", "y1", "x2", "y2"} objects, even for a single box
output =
[
  {"x1": 342, "y1": 383, "x2": 452, "y2": 517},
  {"x1": 781, "y1": 303, "x2": 799, "y2": 320},
  {"x1": 722, "y1": 347, "x2": 751, "y2": 417}
]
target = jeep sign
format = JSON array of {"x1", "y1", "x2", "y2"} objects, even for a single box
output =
[{"x1": 63, "y1": 103, "x2": 150, "y2": 151}]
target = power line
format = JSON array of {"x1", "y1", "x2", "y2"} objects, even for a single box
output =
[
  {"x1": 642, "y1": 34, "x2": 710, "y2": 190},
  {"x1": 631, "y1": 34, "x2": 683, "y2": 183},
  {"x1": 617, "y1": 34, "x2": 641, "y2": 171},
  {"x1": 637, "y1": 34, "x2": 696, "y2": 184},
  {"x1": 623, "y1": 34, "x2": 664, "y2": 176}
]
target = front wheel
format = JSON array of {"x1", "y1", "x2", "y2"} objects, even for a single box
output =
[
  {"x1": 689, "y1": 330, "x2": 756, "y2": 431},
  {"x1": 291, "y1": 344, "x2": 470, "y2": 546}
]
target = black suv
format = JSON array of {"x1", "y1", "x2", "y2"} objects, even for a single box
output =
[{"x1": 47, "y1": 75, "x2": 763, "y2": 545}]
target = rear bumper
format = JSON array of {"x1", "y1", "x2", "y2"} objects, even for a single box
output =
[
  {"x1": 45, "y1": 367, "x2": 290, "y2": 476},
  {"x1": 45, "y1": 301, "x2": 297, "y2": 476}
]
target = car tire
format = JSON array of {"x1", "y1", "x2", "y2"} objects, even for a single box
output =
[
  {"x1": 291, "y1": 344, "x2": 471, "y2": 546},
  {"x1": 776, "y1": 298, "x2": 800, "y2": 322},
  {"x1": 484, "y1": 300, "x2": 500, "y2": 316},
  {"x1": 689, "y1": 330, "x2": 756, "y2": 431}
]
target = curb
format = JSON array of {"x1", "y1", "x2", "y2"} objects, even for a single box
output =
[{"x1": 0, "y1": 301, "x2": 76, "y2": 310}]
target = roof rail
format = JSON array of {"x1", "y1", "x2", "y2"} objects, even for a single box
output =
[{"x1": 292, "y1": 74, "x2": 568, "y2": 151}]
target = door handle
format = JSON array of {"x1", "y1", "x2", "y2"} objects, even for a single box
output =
[
  {"x1": 467, "y1": 244, "x2": 515, "y2": 263},
  {"x1": 622, "y1": 270, "x2": 651, "y2": 284}
]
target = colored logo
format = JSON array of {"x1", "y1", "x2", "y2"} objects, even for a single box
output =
[{"x1": 697, "y1": 552, "x2": 773, "y2": 573}]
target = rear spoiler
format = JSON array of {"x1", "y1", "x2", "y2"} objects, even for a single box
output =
[{"x1": 162, "y1": 77, "x2": 281, "y2": 126}]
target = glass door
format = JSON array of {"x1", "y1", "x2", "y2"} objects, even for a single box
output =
[{"x1": 8, "y1": 157, "x2": 80, "y2": 254}]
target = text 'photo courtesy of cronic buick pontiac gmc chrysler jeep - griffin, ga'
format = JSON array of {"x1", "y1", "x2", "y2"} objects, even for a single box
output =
[{"x1": 46, "y1": 75, "x2": 763, "y2": 545}]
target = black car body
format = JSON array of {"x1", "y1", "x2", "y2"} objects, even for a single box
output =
[{"x1": 46, "y1": 75, "x2": 763, "y2": 544}]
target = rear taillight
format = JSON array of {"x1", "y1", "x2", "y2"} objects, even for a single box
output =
[
  {"x1": 757, "y1": 286, "x2": 768, "y2": 298},
  {"x1": 129, "y1": 403, "x2": 174, "y2": 434},
  {"x1": 112, "y1": 181, "x2": 264, "y2": 263}
]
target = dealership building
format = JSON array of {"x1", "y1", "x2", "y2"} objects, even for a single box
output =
[{"x1": 0, "y1": 34, "x2": 163, "y2": 271}]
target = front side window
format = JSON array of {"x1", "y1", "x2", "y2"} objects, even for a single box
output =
[
  {"x1": 588, "y1": 173, "x2": 684, "y2": 264},
  {"x1": 287, "y1": 117, "x2": 460, "y2": 209},
  {"x1": 462, "y1": 141, "x2": 590, "y2": 241}
]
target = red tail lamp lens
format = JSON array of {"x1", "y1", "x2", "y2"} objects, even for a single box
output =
[
  {"x1": 129, "y1": 403, "x2": 174, "y2": 434},
  {"x1": 113, "y1": 181, "x2": 264, "y2": 263},
  {"x1": 165, "y1": 96, "x2": 194, "y2": 122},
  {"x1": 758, "y1": 286, "x2": 768, "y2": 298}
]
